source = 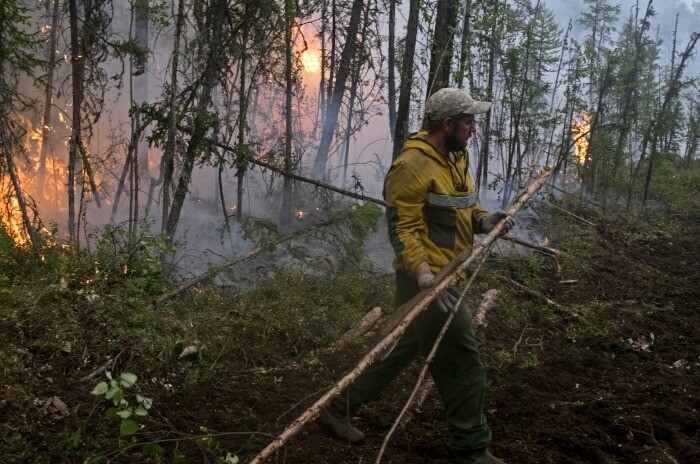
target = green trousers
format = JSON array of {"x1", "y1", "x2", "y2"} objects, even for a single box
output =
[{"x1": 326, "y1": 272, "x2": 492, "y2": 453}]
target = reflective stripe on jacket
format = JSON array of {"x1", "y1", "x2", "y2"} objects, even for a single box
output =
[{"x1": 384, "y1": 131, "x2": 488, "y2": 275}]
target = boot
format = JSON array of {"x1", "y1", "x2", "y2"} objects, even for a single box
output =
[
  {"x1": 318, "y1": 409, "x2": 366, "y2": 444},
  {"x1": 456, "y1": 449, "x2": 506, "y2": 464}
]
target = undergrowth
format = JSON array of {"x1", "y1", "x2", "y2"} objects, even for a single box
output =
[{"x1": 2, "y1": 197, "x2": 695, "y2": 462}]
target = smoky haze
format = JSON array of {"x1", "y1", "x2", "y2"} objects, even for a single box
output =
[{"x1": 8, "y1": 0, "x2": 699, "y2": 279}]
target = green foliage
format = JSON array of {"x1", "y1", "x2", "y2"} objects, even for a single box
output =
[
  {"x1": 240, "y1": 217, "x2": 280, "y2": 251},
  {"x1": 111, "y1": 38, "x2": 149, "y2": 72},
  {"x1": 134, "y1": 0, "x2": 172, "y2": 29},
  {"x1": 85, "y1": 221, "x2": 173, "y2": 294},
  {"x1": 647, "y1": 156, "x2": 700, "y2": 214},
  {"x1": 228, "y1": 268, "x2": 393, "y2": 362},
  {"x1": 91, "y1": 371, "x2": 153, "y2": 437},
  {"x1": 0, "y1": 0, "x2": 46, "y2": 92}
]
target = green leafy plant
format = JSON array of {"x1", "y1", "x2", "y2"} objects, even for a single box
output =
[{"x1": 91, "y1": 371, "x2": 152, "y2": 436}]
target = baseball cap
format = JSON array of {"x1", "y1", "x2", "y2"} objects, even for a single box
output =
[{"x1": 425, "y1": 87, "x2": 492, "y2": 120}]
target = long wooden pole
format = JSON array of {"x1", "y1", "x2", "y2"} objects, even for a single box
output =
[{"x1": 248, "y1": 167, "x2": 552, "y2": 463}]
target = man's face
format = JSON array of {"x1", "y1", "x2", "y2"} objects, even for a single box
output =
[{"x1": 444, "y1": 114, "x2": 477, "y2": 152}]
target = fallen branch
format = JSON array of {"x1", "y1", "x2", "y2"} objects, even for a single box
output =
[
  {"x1": 498, "y1": 235, "x2": 562, "y2": 276},
  {"x1": 152, "y1": 246, "x2": 263, "y2": 307},
  {"x1": 544, "y1": 201, "x2": 597, "y2": 227},
  {"x1": 498, "y1": 235, "x2": 560, "y2": 256},
  {"x1": 495, "y1": 274, "x2": 591, "y2": 326},
  {"x1": 471, "y1": 288, "x2": 501, "y2": 328},
  {"x1": 322, "y1": 307, "x2": 383, "y2": 355},
  {"x1": 144, "y1": 108, "x2": 387, "y2": 207},
  {"x1": 152, "y1": 218, "x2": 336, "y2": 307},
  {"x1": 247, "y1": 167, "x2": 553, "y2": 464}
]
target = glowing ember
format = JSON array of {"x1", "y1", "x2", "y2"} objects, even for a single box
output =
[
  {"x1": 571, "y1": 112, "x2": 591, "y2": 164},
  {"x1": 293, "y1": 209, "x2": 307, "y2": 219},
  {"x1": 300, "y1": 49, "x2": 321, "y2": 74}
]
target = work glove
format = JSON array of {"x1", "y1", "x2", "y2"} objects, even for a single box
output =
[
  {"x1": 480, "y1": 211, "x2": 515, "y2": 235},
  {"x1": 417, "y1": 273, "x2": 459, "y2": 314}
]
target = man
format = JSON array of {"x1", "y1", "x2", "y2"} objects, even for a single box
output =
[{"x1": 320, "y1": 87, "x2": 512, "y2": 464}]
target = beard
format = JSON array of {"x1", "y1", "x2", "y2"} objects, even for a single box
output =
[{"x1": 444, "y1": 130, "x2": 468, "y2": 152}]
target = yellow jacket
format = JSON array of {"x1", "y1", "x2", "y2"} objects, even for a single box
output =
[{"x1": 384, "y1": 131, "x2": 488, "y2": 275}]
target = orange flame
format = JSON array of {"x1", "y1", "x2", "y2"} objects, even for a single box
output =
[
  {"x1": 571, "y1": 112, "x2": 591, "y2": 164},
  {"x1": 1, "y1": 113, "x2": 69, "y2": 245}
]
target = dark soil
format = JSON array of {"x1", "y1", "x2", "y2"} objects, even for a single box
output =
[{"x1": 2, "y1": 213, "x2": 699, "y2": 464}]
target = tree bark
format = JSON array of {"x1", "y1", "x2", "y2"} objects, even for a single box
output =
[
  {"x1": 280, "y1": 0, "x2": 295, "y2": 227},
  {"x1": 427, "y1": 0, "x2": 459, "y2": 94},
  {"x1": 391, "y1": 0, "x2": 420, "y2": 160},
  {"x1": 37, "y1": 0, "x2": 60, "y2": 204},
  {"x1": 311, "y1": 0, "x2": 365, "y2": 178},
  {"x1": 387, "y1": 0, "x2": 397, "y2": 137},
  {"x1": 68, "y1": 0, "x2": 83, "y2": 241},
  {"x1": 161, "y1": 0, "x2": 185, "y2": 235}
]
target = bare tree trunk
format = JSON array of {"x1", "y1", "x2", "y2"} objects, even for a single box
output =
[
  {"x1": 165, "y1": 0, "x2": 226, "y2": 242},
  {"x1": 476, "y1": 1, "x2": 499, "y2": 192},
  {"x1": 280, "y1": 0, "x2": 295, "y2": 227},
  {"x1": 387, "y1": 0, "x2": 396, "y2": 137},
  {"x1": 37, "y1": 0, "x2": 60, "y2": 203},
  {"x1": 456, "y1": 0, "x2": 472, "y2": 89},
  {"x1": 68, "y1": 0, "x2": 83, "y2": 241},
  {"x1": 2, "y1": 149, "x2": 40, "y2": 250},
  {"x1": 342, "y1": 0, "x2": 371, "y2": 186},
  {"x1": 311, "y1": 0, "x2": 365, "y2": 178},
  {"x1": 643, "y1": 33, "x2": 700, "y2": 204},
  {"x1": 235, "y1": 21, "x2": 249, "y2": 221},
  {"x1": 427, "y1": 0, "x2": 459, "y2": 94},
  {"x1": 391, "y1": 0, "x2": 419, "y2": 160},
  {"x1": 161, "y1": 0, "x2": 185, "y2": 235}
]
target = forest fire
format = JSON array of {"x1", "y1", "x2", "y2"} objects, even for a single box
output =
[
  {"x1": 571, "y1": 112, "x2": 591, "y2": 164},
  {"x1": 0, "y1": 193, "x2": 27, "y2": 244},
  {"x1": 0, "y1": 114, "x2": 68, "y2": 245}
]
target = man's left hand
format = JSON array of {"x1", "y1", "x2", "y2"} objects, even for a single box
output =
[{"x1": 480, "y1": 212, "x2": 515, "y2": 235}]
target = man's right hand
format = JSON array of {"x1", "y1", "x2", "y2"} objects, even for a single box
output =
[
  {"x1": 417, "y1": 273, "x2": 459, "y2": 314},
  {"x1": 480, "y1": 211, "x2": 515, "y2": 235}
]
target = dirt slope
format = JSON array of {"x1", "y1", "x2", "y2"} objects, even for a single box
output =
[{"x1": 1, "y1": 213, "x2": 698, "y2": 464}]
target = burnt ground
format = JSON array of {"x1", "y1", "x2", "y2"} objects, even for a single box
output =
[{"x1": 1, "y1": 210, "x2": 699, "y2": 464}]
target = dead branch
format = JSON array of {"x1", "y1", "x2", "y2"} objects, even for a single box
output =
[
  {"x1": 247, "y1": 167, "x2": 552, "y2": 464},
  {"x1": 544, "y1": 200, "x2": 597, "y2": 227},
  {"x1": 152, "y1": 246, "x2": 262, "y2": 307},
  {"x1": 495, "y1": 274, "x2": 591, "y2": 326},
  {"x1": 498, "y1": 235, "x2": 560, "y2": 255},
  {"x1": 81, "y1": 358, "x2": 113, "y2": 381},
  {"x1": 498, "y1": 235, "x2": 562, "y2": 276},
  {"x1": 152, "y1": 218, "x2": 332, "y2": 307},
  {"x1": 471, "y1": 288, "x2": 501, "y2": 328},
  {"x1": 322, "y1": 306, "x2": 383, "y2": 355},
  {"x1": 144, "y1": 109, "x2": 388, "y2": 207},
  {"x1": 499, "y1": 327, "x2": 528, "y2": 369}
]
